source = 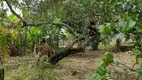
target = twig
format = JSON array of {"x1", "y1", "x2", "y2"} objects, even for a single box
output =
[
  {"x1": 118, "y1": 63, "x2": 136, "y2": 71},
  {"x1": 110, "y1": 64, "x2": 117, "y2": 72}
]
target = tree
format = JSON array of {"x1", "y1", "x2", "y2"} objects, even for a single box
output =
[{"x1": 0, "y1": 0, "x2": 142, "y2": 64}]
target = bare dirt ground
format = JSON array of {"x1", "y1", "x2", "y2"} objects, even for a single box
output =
[
  {"x1": 56, "y1": 50, "x2": 104, "y2": 80},
  {"x1": 5, "y1": 49, "x2": 140, "y2": 80},
  {"x1": 55, "y1": 50, "x2": 139, "y2": 80}
]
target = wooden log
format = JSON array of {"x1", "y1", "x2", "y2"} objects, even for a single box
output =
[
  {"x1": 49, "y1": 36, "x2": 97, "y2": 65},
  {"x1": 49, "y1": 47, "x2": 84, "y2": 65},
  {"x1": 49, "y1": 37, "x2": 85, "y2": 65}
]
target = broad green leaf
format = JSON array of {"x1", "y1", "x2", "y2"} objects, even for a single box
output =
[
  {"x1": 90, "y1": 74, "x2": 101, "y2": 80},
  {"x1": 106, "y1": 23, "x2": 111, "y2": 27},
  {"x1": 136, "y1": 68, "x2": 141, "y2": 73},
  {"x1": 54, "y1": 18, "x2": 61, "y2": 23},
  {"x1": 139, "y1": 72, "x2": 142, "y2": 79},
  {"x1": 117, "y1": 19, "x2": 127, "y2": 32},
  {"x1": 136, "y1": 70, "x2": 142, "y2": 79},
  {"x1": 96, "y1": 61, "x2": 103, "y2": 67},
  {"x1": 2, "y1": 22, "x2": 9, "y2": 27},
  {"x1": 102, "y1": 52, "x2": 113, "y2": 67},
  {"x1": 104, "y1": 26, "x2": 109, "y2": 33},
  {"x1": 123, "y1": 25, "x2": 130, "y2": 32},
  {"x1": 96, "y1": 66, "x2": 107, "y2": 76},
  {"x1": 114, "y1": 61, "x2": 120, "y2": 65},
  {"x1": 128, "y1": 19, "x2": 136, "y2": 28},
  {"x1": 137, "y1": 23, "x2": 142, "y2": 32},
  {"x1": 117, "y1": 33, "x2": 125, "y2": 40},
  {"x1": 8, "y1": 14, "x2": 19, "y2": 22},
  {"x1": 110, "y1": 23, "x2": 115, "y2": 30},
  {"x1": 98, "y1": 25, "x2": 105, "y2": 33}
]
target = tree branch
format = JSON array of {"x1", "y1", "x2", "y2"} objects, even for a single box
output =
[
  {"x1": 5, "y1": 0, "x2": 27, "y2": 24},
  {"x1": 25, "y1": 22, "x2": 77, "y2": 37},
  {"x1": 5, "y1": 0, "x2": 77, "y2": 37}
]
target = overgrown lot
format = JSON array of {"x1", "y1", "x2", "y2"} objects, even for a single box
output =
[{"x1": 5, "y1": 45, "x2": 140, "y2": 80}]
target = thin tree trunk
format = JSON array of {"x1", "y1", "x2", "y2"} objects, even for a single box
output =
[
  {"x1": 78, "y1": 41, "x2": 82, "y2": 47},
  {"x1": 0, "y1": 68, "x2": 4, "y2": 80},
  {"x1": 21, "y1": 27, "x2": 27, "y2": 56},
  {"x1": 0, "y1": 46, "x2": 4, "y2": 80},
  {"x1": 116, "y1": 39, "x2": 121, "y2": 52},
  {"x1": 63, "y1": 39, "x2": 64, "y2": 45}
]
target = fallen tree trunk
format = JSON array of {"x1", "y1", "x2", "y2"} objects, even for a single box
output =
[
  {"x1": 49, "y1": 36, "x2": 96, "y2": 65},
  {"x1": 49, "y1": 47, "x2": 84, "y2": 65},
  {"x1": 49, "y1": 37, "x2": 84, "y2": 65}
]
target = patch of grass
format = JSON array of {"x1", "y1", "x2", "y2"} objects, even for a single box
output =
[
  {"x1": 5, "y1": 56, "x2": 58, "y2": 80},
  {"x1": 59, "y1": 59, "x2": 72, "y2": 65},
  {"x1": 98, "y1": 43, "x2": 115, "y2": 51}
]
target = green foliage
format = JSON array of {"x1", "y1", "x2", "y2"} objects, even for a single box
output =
[
  {"x1": 137, "y1": 23, "x2": 142, "y2": 32},
  {"x1": 1, "y1": 0, "x2": 142, "y2": 52},
  {"x1": 101, "y1": 52, "x2": 113, "y2": 67},
  {"x1": 98, "y1": 23, "x2": 115, "y2": 35},
  {"x1": 98, "y1": 23, "x2": 115, "y2": 45},
  {"x1": 90, "y1": 74, "x2": 101, "y2": 80},
  {"x1": 91, "y1": 52, "x2": 113, "y2": 80},
  {"x1": 8, "y1": 14, "x2": 19, "y2": 23},
  {"x1": 5, "y1": 56, "x2": 57, "y2": 80},
  {"x1": 116, "y1": 16, "x2": 136, "y2": 40},
  {"x1": 88, "y1": 37, "x2": 100, "y2": 50},
  {"x1": 113, "y1": 61, "x2": 120, "y2": 65},
  {"x1": 132, "y1": 46, "x2": 142, "y2": 58},
  {"x1": 132, "y1": 33, "x2": 142, "y2": 58},
  {"x1": 136, "y1": 63, "x2": 142, "y2": 79},
  {"x1": 0, "y1": 25, "x2": 8, "y2": 58},
  {"x1": 36, "y1": 56, "x2": 51, "y2": 69}
]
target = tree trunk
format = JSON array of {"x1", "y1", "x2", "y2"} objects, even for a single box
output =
[
  {"x1": 78, "y1": 41, "x2": 82, "y2": 47},
  {"x1": 49, "y1": 37, "x2": 84, "y2": 65},
  {"x1": 0, "y1": 45, "x2": 4, "y2": 80},
  {"x1": 21, "y1": 27, "x2": 27, "y2": 56},
  {"x1": 49, "y1": 47, "x2": 83, "y2": 65},
  {"x1": 0, "y1": 68, "x2": 4, "y2": 80},
  {"x1": 63, "y1": 39, "x2": 64, "y2": 45},
  {"x1": 49, "y1": 36, "x2": 96, "y2": 65},
  {"x1": 116, "y1": 39, "x2": 121, "y2": 52}
]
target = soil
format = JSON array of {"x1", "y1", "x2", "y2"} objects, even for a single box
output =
[
  {"x1": 5, "y1": 49, "x2": 140, "y2": 80},
  {"x1": 55, "y1": 50, "x2": 139, "y2": 80}
]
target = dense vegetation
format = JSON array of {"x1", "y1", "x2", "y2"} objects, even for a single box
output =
[{"x1": 0, "y1": 0, "x2": 142, "y2": 80}]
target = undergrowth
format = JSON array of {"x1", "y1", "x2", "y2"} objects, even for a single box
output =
[{"x1": 5, "y1": 56, "x2": 57, "y2": 80}]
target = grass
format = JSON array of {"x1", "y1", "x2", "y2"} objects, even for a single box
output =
[
  {"x1": 4, "y1": 43, "x2": 139, "y2": 80},
  {"x1": 98, "y1": 43, "x2": 115, "y2": 51},
  {"x1": 5, "y1": 56, "x2": 58, "y2": 80}
]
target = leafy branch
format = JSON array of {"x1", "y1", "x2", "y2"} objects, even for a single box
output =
[{"x1": 5, "y1": 0, "x2": 77, "y2": 37}]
